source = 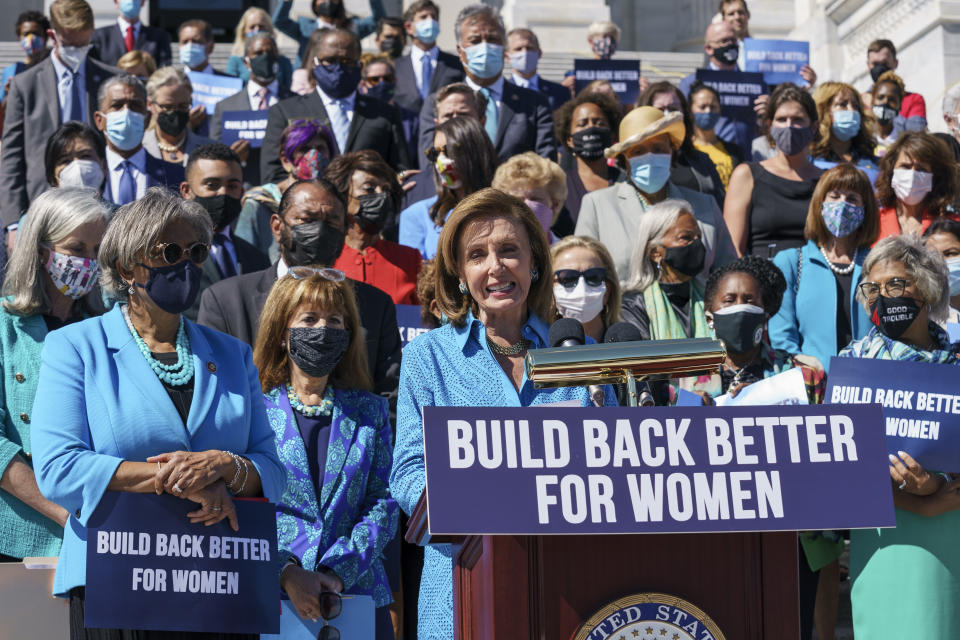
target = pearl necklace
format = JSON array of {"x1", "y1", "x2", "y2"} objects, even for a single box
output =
[
  {"x1": 121, "y1": 304, "x2": 194, "y2": 386},
  {"x1": 156, "y1": 135, "x2": 186, "y2": 153},
  {"x1": 818, "y1": 245, "x2": 856, "y2": 275},
  {"x1": 287, "y1": 384, "x2": 334, "y2": 417}
]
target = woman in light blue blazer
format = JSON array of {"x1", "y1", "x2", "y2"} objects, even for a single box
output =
[
  {"x1": 31, "y1": 189, "x2": 285, "y2": 639},
  {"x1": 770, "y1": 164, "x2": 880, "y2": 372},
  {"x1": 0, "y1": 188, "x2": 109, "y2": 562}
]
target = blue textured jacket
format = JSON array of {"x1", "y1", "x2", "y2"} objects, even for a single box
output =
[
  {"x1": 265, "y1": 385, "x2": 398, "y2": 607},
  {"x1": 389, "y1": 313, "x2": 616, "y2": 639},
  {"x1": 31, "y1": 305, "x2": 286, "y2": 596},
  {"x1": 770, "y1": 239, "x2": 873, "y2": 373}
]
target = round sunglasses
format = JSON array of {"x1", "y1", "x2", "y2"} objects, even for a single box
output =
[{"x1": 149, "y1": 241, "x2": 210, "y2": 265}]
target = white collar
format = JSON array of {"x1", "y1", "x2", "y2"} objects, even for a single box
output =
[
  {"x1": 117, "y1": 16, "x2": 139, "y2": 33},
  {"x1": 51, "y1": 49, "x2": 84, "y2": 77},
  {"x1": 464, "y1": 74, "x2": 504, "y2": 97},
  {"x1": 185, "y1": 63, "x2": 214, "y2": 75},
  {"x1": 412, "y1": 45, "x2": 439, "y2": 62},
  {"x1": 277, "y1": 256, "x2": 289, "y2": 279},
  {"x1": 247, "y1": 77, "x2": 278, "y2": 98},
  {"x1": 106, "y1": 146, "x2": 145, "y2": 172},
  {"x1": 512, "y1": 72, "x2": 538, "y2": 89},
  {"x1": 316, "y1": 86, "x2": 356, "y2": 109},
  {"x1": 316, "y1": 17, "x2": 336, "y2": 29}
]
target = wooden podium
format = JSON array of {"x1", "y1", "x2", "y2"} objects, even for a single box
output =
[{"x1": 407, "y1": 495, "x2": 799, "y2": 640}]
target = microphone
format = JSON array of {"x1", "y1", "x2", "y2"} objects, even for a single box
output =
[
  {"x1": 603, "y1": 322, "x2": 656, "y2": 406},
  {"x1": 548, "y1": 318, "x2": 605, "y2": 406}
]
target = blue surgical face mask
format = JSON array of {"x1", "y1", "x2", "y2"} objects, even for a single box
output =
[
  {"x1": 628, "y1": 152, "x2": 672, "y2": 194},
  {"x1": 693, "y1": 111, "x2": 720, "y2": 131},
  {"x1": 179, "y1": 42, "x2": 208, "y2": 69},
  {"x1": 947, "y1": 257, "x2": 960, "y2": 297},
  {"x1": 119, "y1": 0, "x2": 141, "y2": 20},
  {"x1": 414, "y1": 18, "x2": 439, "y2": 44},
  {"x1": 104, "y1": 108, "x2": 145, "y2": 151},
  {"x1": 463, "y1": 42, "x2": 503, "y2": 80},
  {"x1": 831, "y1": 110, "x2": 861, "y2": 142}
]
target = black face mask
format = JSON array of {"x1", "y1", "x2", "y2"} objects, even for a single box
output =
[
  {"x1": 287, "y1": 326, "x2": 350, "y2": 378},
  {"x1": 283, "y1": 219, "x2": 345, "y2": 267},
  {"x1": 314, "y1": 0, "x2": 343, "y2": 19},
  {"x1": 354, "y1": 192, "x2": 393, "y2": 233},
  {"x1": 711, "y1": 305, "x2": 766, "y2": 354},
  {"x1": 571, "y1": 126, "x2": 612, "y2": 160},
  {"x1": 194, "y1": 194, "x2": 242, "y2": 231},
  {"x1": 662, "y1": 238, "x2": 706, "y2": 278},
  {"x1": 248, "y1": 53, "x2": 279, "y2": 83},
  {"x1": 379, "y1": 36, "x2": 403, "y2": 58},
  {"x1": 870, "y1": 295, "x2": 921, "y2": 340},
  {"x1": 870, "y1": 63, "x2": 892, "y2": 83},
  {"x1": 156, "y1": 110, "x2": 189, "y2": 137},
  {"x1": 713, "y1": 43, "x2": 739, "y2": 65}
]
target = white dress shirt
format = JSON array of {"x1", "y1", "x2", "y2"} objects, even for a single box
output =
[
  {"x1": 511, "y1": 72, "x2": 540, "y2": 91},
  {"x1": 117, "y1": 16, "x2": 141, "y2": 43},
  {"x1": 247, "y1": 78, "x2": 279, "y2": 110},
  {"x1": 316, "y1": 18, "x2": 336, "y2": 30},
  {"x1": 51, "y1": 50, "x2": 87, "y2": 124},
  {"x1": 106, "y1": 147, "x2": 148, "y2": 202},
  {"x1": 464, "y1": 74, "x2": 504, "y2": 113},
  {"x1": 411, "y1": 45, "x2": 439, "y2": 93}
]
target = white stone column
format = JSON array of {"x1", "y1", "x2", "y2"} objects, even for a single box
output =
[{"x1": 500, "y1": 0, "x2": 609, "y2": 55}]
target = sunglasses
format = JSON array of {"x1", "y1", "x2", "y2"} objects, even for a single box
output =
[
  {"x1": 365, "y1": 74, "x2": 394, "y2": 85},
  {"x1": 149, "y1": 241, "x2": 210, "y2": 265},
  {"x1": 316, "y1": 591, "x2": 342, "y2": 640},
  {"x1": 289, "y1": 266, "x2": 346, "y2": 282},
  {"x1": 554, "y1": 267, "x2": 607, "y2": 288},
  {"x1": 424, "y1": 143, "x2": 455, "y2": 163}
]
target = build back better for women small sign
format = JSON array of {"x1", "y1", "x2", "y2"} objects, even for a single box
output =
[{"x1": 85, "y1": 493, "x2": 279, "y2": 634}]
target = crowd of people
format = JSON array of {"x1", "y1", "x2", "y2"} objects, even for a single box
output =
[{"x1": 1, "y1": 0, "x2": 960, "y2": 638}]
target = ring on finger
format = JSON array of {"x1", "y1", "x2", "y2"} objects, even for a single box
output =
[
  {"x1": 212, "y1": 506, "x2": 222, "y2": 512},
  {"x1": 173, "y1": 483, "x2": 183, "y2": 494},
  {"x1": 898, "y1": 480, "x2": 907, "y2": 490}
]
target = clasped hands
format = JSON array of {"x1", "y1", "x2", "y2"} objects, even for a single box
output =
[{"x1": 146, "y1": 450, "x2": 239, "y2": 531}]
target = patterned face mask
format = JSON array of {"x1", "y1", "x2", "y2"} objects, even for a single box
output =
[
  {"x1": 590, "y1": 35, "x2": 616, "y2": 59},
  {"x1": 435, "y1": 152, "x2": 462, "y2": 189},
  {"x1": 820, "y1": 200, "x2": 865, "y2": 238},
  {"x1": 45, "y1": 249, "x2": 100, "y2": 299},
  {"x1": 293, "y1": 148, "x2": 327, "y2": 180}
]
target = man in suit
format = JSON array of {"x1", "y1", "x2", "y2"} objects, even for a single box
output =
[
  {"x1": 0, "y1": 0, "x2": 117, "y2": 252},
  {"x1": 211, "y1": 33, "x2": 291, "y2": 188},
  {"x1": 394, "y1": 0, "x2": 462, "y2": 116},
  {"x1": 93, "y1": 73, "x2": 183, "y2": 205},
  {"x1": 506, "y1": 28, "x2": 570, "y2": 111},
  {"x1": 198, "y1": 178, "x2": 402, "y2": 403},
  {"x1": 181, "y1": 143, "x2": 269, "y2": 321},
  {"x1": 90, "y1": 0, "x2": 171, "y2": 68},
  {"x1": 416, "y1": 4, "x2": 555, "y2": 169},
  {"x1": 260, "y1": 28, "x2": 410, "y2": 183}
]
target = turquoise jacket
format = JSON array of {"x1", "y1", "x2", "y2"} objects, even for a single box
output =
[{"x1": 0, "y1": 307, "x2": 63, "y2": 559}]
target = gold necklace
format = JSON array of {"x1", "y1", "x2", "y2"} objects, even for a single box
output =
[{"x1": 486, "y1": 335, "x2": 530, "y2": 356}]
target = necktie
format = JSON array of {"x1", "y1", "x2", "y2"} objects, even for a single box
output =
[
  {"x1": 419, "y1": 53, "x2": 432, "y2": 99},
  {"x1": 69, "y1": 70, "x2": 84, "y2": 123},
  {"x1": 117, "y1": 160, "x2": 136, "y2": 205},
  {"x1": 479, "y1": 87, "x2": 498, "y2": 144},
  {"x1": 330, "y1": 99, "x2": 350, "y2": 154},
  {"x1": 124, "y1": 25, "x2": 135, "y2": 52},
  {"x1": 212, "y1": 233, "x2": 237, "y2": 278},
  {"x1": 256, "y1": 87, "x2": 269, "y2": 111}
]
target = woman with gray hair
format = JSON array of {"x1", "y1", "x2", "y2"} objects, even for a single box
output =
[
  {"x1": 838, "y1": 233, "x2": 960, "y2": 638},
  {"x1": 0, "y1": 187, "x2": 108, "y2": 564},
  {"x1": 143, "y1": 66, "x2": 214, "y2": 165},
  {"x1": 30, "y1": 188, "x2": 285, "y2": 638}
]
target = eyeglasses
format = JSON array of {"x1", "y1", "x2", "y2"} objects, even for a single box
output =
[
  {"x1": 289, "y1": 266, "x2": 346, "y2": 281},
  {"x1": 365, "y1": 74, "x2": 395, "y2": 85},
  {"x1": 858, "y1": 278, "x2": 912, "y2": 301},
  {"x1": 149, "y1": 241, "x2": 210, "y2": 265},
  {"x1": 153, "y1": 102, "x2": 191, "y2": 113},
  {"x1": 554, "y1": 267, "x2": 607, "y2": 288},
  {"x1": 425, "y1": 144, "x2": 455, "y2": 163},
  {"x1": 316, "y1": 592, "x2": 342, "y2": 640}
]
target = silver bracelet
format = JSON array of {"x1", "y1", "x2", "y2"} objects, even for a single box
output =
[
  {"x1": 224, "y1": 451, "x2": 242, "y2": 489},
  {"x1": 236, "y1": 456, "x2": 250, "y2": 495}
]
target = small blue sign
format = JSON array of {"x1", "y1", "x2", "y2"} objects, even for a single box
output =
[
  {"x1": 186, "y1": 71, "x2": 243, "y2": 115},
  {"x1": 220, "y1": 110, "x2": 269, "y2": 148},
  {"x1": 743, "y1": 38, "x2": 810, "y2": 87},
  {"x1": 694, "y1": 69, "x2": 766, "y2": 123},
  {"x1": 827, "y1": 356, "x2": 960, "y2": 472},
  {"x1": 422, "y1": 405, "x2": 894, "y2": 536},
  {"x1": 396, "y1": 304, "x2": 430, "y2": 348},
  {"x1": 947, "y1": 322, "x2": 960, "y2": 343},
  {"x1": 574, "y1": 59, "x2": 642, "y2": 104},
  {"x1": 85, "y1": 493, "x2": 280, "y2": 634}
]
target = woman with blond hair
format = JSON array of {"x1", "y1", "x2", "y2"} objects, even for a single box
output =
[
  {"x1": 550, "y1": 235, "x2": 620, "y2": 343},
  {"x1": 143, "y1": 66, "x2": 214, "y2": 165},
  {"x1": 225, "y1": 7, "x2": 294, "y2": 92},
  {"x1": 492, "y1": 151, "x2": 568, "y2": 243},
  {"x1": 810, "y1": 81, "x2": 879, "y2": 181}
]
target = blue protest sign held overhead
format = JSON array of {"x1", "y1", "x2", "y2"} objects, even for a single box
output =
[
  {"x1": 422, "y1": 405, "x2": 894, "y2": 536},
  {"x1": 827, "y1": 356, "x2": 960, "y2": 472},
  {"x1": 220, "y1": 110, "x2": 268, "y2": 148},
  {"x1": 574, "y1": 59, "x2": 642, "y2": 105},
  {"x1": 85, "y1": 492, "x2": 279, "y2": 634},
  {"x1": 743, "y1": 38, "x2": 810, "y2": 87},
  {"x1": 186, "y1": 71, "x2": 243, "y2": 115}
]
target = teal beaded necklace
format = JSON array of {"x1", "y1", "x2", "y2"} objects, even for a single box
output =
[
  {"x1": 121, "y1": 303, "x2": 195, "y2": 386},
  {"x1": 287, "y1": 384, "x2": 334, "y2": 417}
]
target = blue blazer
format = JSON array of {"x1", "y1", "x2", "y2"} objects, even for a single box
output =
[
  {"x1": 31, "y1": 306, "x2": 286, "y2": 597},
  {"x1": 769, "y1": 239, "x2": 873, "y2": 373},
  {"x1": 266, "y1": 386, "x2": 398, "y2": 607}
]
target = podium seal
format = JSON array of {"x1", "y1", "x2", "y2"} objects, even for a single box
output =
[{"x1": 573, "y1": 592, "x2": 725, "y2": 640}]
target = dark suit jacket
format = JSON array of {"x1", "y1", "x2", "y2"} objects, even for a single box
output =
[
  {"x1": 393, "y1": 49, "x2": 463, "y2": 115},
  {"x1": 260, "y1": 90, "x2": 410, "y2": 183},
  {"x1": 90, "y1": 22, "x2": 172, "y2": 68},
  {"x1": 210, "y1": 86, "x2": 293, "y2": 188},
  {"x1": 0, "y1": 56, "x2": 118, "y2": 227},
  {"x1": 185, "y1": 234, "x2": 269, "y2": 322},
  {"x1": 527, "y1": 75, "x2": 571, "y2": 112},
  {"x1": 196, "y1": 262, "x2": 402, "y2": 405},
  {"x1": 417, "y1": 78, "x2": 556, "y2": 169},
  {"x1": 102, "y1": 152, "x2": 185, "y2": 205}
]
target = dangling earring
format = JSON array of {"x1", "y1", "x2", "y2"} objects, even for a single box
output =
[
  {"x1": 530, "y1": 268, "x2": 539, "y2": 282},
  {"x1": 655, "y1": 261, "x2": 662, "y2": 278},
  {"x1": 127, "y1": 281, "x2": 136, "y2": 296},
  {"x1": 459, "y1": 281, "x2": 468, "y2": 294}
]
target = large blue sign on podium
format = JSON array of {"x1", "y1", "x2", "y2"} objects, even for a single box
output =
[{"x1": 422, "y1": 405, "x2": 895, "y2": 536}]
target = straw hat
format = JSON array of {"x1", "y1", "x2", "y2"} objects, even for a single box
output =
[{"x1": 604, "y1": 107, "x2": 685, "y2": 159}]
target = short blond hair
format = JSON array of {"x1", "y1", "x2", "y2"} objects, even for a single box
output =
[
  {"x1": 117, "y1": 50, "x2": 157, "y2": 76},
  {"x1": 146, "y1": 65, "x2": 192, "y2": 101},
  {"x1": 491, "y1": 152, "x2": 567, "y2": 209},
  {"x1": 50, "y1": 0, "x2": 94, "y2": 32},
  {"x1": 587, "y1": 20, "x2": 620, "y2": 43}
]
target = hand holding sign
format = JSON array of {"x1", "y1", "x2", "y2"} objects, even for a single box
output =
[
  {"x1": 281, "y1": 565, "x2": 344, "y2": 622},
  {"x1": 888, "y1": 450, "x2": 942, "y2": 496}
]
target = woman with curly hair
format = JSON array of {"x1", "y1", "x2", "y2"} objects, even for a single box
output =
[{"x1": 810, "y1": 81, "x2": 879, "y2": 182}]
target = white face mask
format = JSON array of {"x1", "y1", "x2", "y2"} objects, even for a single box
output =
[
  {"x1": 58, "y1": 159, "x2": 105, "y2": 190},
  {"x1": 553, "y1": 278, "x2": 606, "y2": 323},
  {"x1": 891, "y1": 168, "x2": 933, "y2": 206},
  {"x1": 55, "y1": 34, "x2": 90, "y2": 72}
]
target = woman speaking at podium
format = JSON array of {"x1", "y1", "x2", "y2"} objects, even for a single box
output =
[{"x1": 389, "y1": 188, "x2": 616, "y2": 638}]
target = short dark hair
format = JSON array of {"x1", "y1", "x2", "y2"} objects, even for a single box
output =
[
  {"x1": 185, "y1": 143, "x2": 241, "y2": 180},
  {"x1": 507, "y1": 27, "x2": 539, "y2": 50},
  {"x1": 705, "y1": 254, "x2": 786, "y2": 317},
  {"x1": 923, "y1": 217, "x2": 960, "y2": 243},
  {"x1": 717, "y1": 0, "x2": 748, "y2": 14},
  {"x1": 868, "y1": 39, "x2": 896, "y2": 58},
  {"x1": 553, "y1": 89, "x2": 623, "y2": 147},
  {"x1": 765, "y1": 82, "x2": 818, "y2": 123},
  {"x1": 178, "y1": 19, "x2": 212, "y2": 42},
  {"x1": 403, "y1": 0, "x2": 439, "y2": 24},
  {"x1": 44, "y1": 121, "x2": 106, "y2": 186},
  {"x1": 687, "y1": 81, "x2": 721, "y2": 105},
  {"x1": 433, "y1": 82, "x2": 486, "y2": 115},
  {"x1": 15, "y1": 10, "x2": 49, "y2": 36},
  {"x1": 277, "y1": 178, "x2": 345, "y2": 222},
  {"x1": 323, "y1": 150, "x2": 403, "y2": 215},
  {"x1": 376, "y1": 16, "x2": 404, "y2": 36}
]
